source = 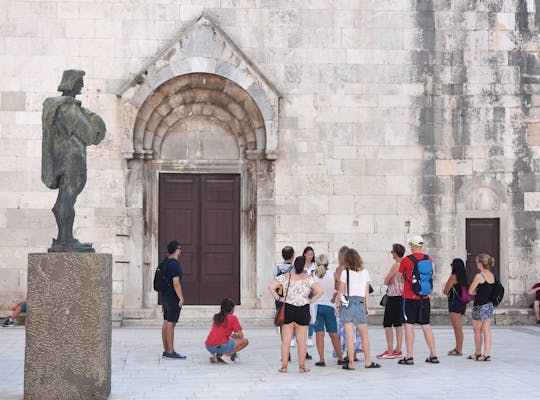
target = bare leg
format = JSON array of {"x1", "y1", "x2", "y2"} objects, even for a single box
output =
[
  {"x1": 295, "y1": 324, "x2": 309, "y2": 370},
  {"x1": 395, "y1": 326, "x2": 403, "y2": 352},
  {"x1": 420, "y1": 324, "x2": 437, "y2": 357},
  {"x1": 472, "y1": 319, "x2": 482, "y2": 356},
  {"x1": 329, "y1": 332, "x2": 343, "y2": 361},
  {"x1": 225, "y1": 338, "x2": 249, "y2": 356},
  {"x1": 280, "y1": 323, "x2": 294, "y2": 369},
  {"x1": 356, "y1": 323, "x2": 372, "y2": 367},
  {"x1": 534, "y1": 301, "x2": 540, "y2": 320},
  {"x1": 481, "y1": 319, "x2": 492, "y2": 356},
  {"x1": 315, "y1": 331, "x2": 325, "y2": 362},
  {"x1": 384, "y1": 327, "x2": 393, "y2": 352},
  {"x1": 404, "y1": 323, "x2": 415, "y2": 358},
  {"x1": 10, "y1": 304, "x2": 23, "y2": 320},
  {"x1": 162, "y1": 321, "x2": 168, "y2": 353},
  {"x1": 449, "y1": 312, "x2": 464, "y2": 353},
  {"x1": 343, "y1": 323, "x2": 355, "y2": 368},
  {"x1": 164, "y1": 322, "x2": 176, "y2": 354}
]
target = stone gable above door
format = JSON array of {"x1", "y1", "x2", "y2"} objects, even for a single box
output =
[{"x1": 117, "y1": 12, "x2": 281, "y2": 160}]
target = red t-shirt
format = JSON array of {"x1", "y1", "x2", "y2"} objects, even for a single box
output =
[
  {"x1": 205, "y1": 314, "x2": 242, "y2": 346},
  {"x1": 534, "y1": 283, "x2": 540, "y2": 301},
  {"x1": 399, "y1": 253, "x2": 433, "y2": 300}
]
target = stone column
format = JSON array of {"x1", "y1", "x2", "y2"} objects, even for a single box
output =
[{"x1": 24, "y1": 253, "x2": 112, "y2": 400}]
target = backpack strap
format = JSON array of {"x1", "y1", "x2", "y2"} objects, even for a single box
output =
[{"x1": 346, "y1": 269, "x2": 350, "y2": 298}]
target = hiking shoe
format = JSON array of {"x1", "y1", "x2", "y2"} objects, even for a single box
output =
[
  {"x1": 164, "y1": 352, "x2": 186, "y2": 359},
  {"x1": 3, "y1": 319, "x2": 13, "y2": 327},
  {"x1": 392, "y1": 350, "x2": 403, "y2": 357},
  {"x1": 162, "y1": 351, "x2": 168, "y2": 358},
  {"x1": 220, "y1": 355, "x2": 235, "y2": 364},
  {"x1": 376, "y1": 351, "x2": 395, "y2": 359}
]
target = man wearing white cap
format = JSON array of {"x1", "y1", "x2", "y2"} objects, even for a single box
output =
[{"x1": 397, "y1": 235, "x2": 439, "y2": 365}]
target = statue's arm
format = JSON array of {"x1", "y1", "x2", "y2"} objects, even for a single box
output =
[{"x1": 57, "y1": 103, "x2": 105, "y2": 146}]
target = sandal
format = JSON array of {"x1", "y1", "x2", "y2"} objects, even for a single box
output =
[
  {"x1": 314, "y1": 361, "x2": 326, "y2": 367},
  {"x1": 478, "y1": 355, "x2": 491, "y2": 362},
  {"x1": 467, "y1": 354, "x2": 481, "y2": 361},
  {"x1": 365, "y1": 362, "x2": 381, "y2": 369},
  {"x1": 299, "y1": 366, "x2": 310, "y2": 373},
  {"x1": 278, "y1": 366, "x2": 287, "y2": 373},
  {"x1": 397, "y1": 357, "x2": 414, "y2": 365},
  {"x1": 344, "y1": 356, "x2": 359, "y2": 362},
  {"x1": 447, "y1": 349, "x2": 462, "y2": 356},
  {"x1": 342, "y1": 364, "x2": 355, "y2": 370},
  {"x1": 425, "y1": 356, "x2": 439, "y2": 364}
]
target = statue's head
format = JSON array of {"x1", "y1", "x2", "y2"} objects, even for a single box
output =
[{"x1": 57, "y1": 70, "x2": 85, "y2": 96}]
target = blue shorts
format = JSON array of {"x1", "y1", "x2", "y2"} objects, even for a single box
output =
[
  {"x1": 314, "y1": 305, "x2": 338, "y2": 333},
  {"x1": 339, "y1": 296, "x2": 367, "y2": 324},
  {"x1": 20, "y1": 302, "x2": 27, "y2": 313},
  {"x1": 205, "y1": 338, "x2": 235, "y2": 355}
]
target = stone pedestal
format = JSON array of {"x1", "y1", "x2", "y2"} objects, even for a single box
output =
[{"x1": 24, "y1": 253, "x2": 112, "y2": 400}]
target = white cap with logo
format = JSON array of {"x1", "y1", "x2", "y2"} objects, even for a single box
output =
[{"x1": 408, "y1": 235, "x2": 424, "y2": 247}]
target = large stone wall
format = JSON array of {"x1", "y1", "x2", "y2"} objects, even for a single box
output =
[{"x1": 1, "y1": 1, "x2": 540, "y2": 313}]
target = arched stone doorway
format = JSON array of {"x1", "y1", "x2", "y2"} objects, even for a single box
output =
[{"x1": 117, "y1": 14, "x2": 280, "y2": 313}]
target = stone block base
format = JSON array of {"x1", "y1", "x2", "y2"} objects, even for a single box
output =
[{"x1": 24, "y1": 253, "x2": 112, "y2": 400}]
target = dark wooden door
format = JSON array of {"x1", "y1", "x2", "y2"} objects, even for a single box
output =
[
  {"x1": 465, "y1": 218, "x2": 500, "y2": 284},
  {"x1": 159, "y1": 174, "x2": 240, "y2": 305}
]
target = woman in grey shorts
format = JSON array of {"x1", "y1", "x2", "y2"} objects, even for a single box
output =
[
  {"x1": 335, "y1": 248, "x2": 381, "y2": 370},
  {"x1": 467, "y1": 254, "x2": 495, "y2": 362}
]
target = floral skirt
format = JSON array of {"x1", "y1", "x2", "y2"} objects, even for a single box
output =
[{"x1": 332, "y1": 317, "x2": 362, "y2": 357}]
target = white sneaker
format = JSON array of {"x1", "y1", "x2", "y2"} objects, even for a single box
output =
[
  {"x1": 307, "y1": 338, "x2": 313, "y2": 347},
  {"x1": 290, "y1": 338, "x2": 296, "y2": 347},
  {"x1": 220, "y1": 355, "x2": 235, "y2": 364}
]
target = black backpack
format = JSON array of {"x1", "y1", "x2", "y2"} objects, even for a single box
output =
[
  {"x1": 491, "y1": 279, "x2": 505, "y2": 307},
  {"x1": 153, "y1": 258, "x2": 170, "y2": 292}
]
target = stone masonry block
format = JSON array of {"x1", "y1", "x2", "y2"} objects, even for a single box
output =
[
  {"x1": 526, "y1": 123, "x2": 540, "y2": 146},
  {"x1": 435, "y1": 159, "x2": 473, "y2": 176},
  {"x1": 524, "y1": 192, "x2": 540, "y2": 211},
  {"x1": 1, "y1": 92, "x2": 26, "y2": 111},
  {"x1": 333, "y1": 176, "x2": 386, "y2": 195},
  {"x1": 25, "y1": 253, "x2": 112, "y2": 400}
]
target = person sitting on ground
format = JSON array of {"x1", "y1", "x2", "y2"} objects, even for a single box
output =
[
  {"x1": 527, "y1": 282, "x2": 540, "y2": 326},
  {"x1": 443, "y1": 258, "x2": 469, "y2": 356},
  {"x1": 205, "y1": 298, "x2": 249, "y2": 364},
  {"x1": 3, "y1": 301, "x2": 27, "y2": 327},
  {"x1": 268, "y1": 256, "x2": 323, "y2": 373},
  {"x1": 376, "y1": 243, "x2": 405, "y2": 360},
  {"x1": 313, "y1": 254, "x2": 344, "y2": 366}
]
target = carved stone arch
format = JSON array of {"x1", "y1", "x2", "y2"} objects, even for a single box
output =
[{"x1": 117, "y1": 15, "x2": 279, "y2": 315}]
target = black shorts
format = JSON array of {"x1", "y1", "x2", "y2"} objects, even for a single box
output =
[
  {"x1": 163, "y1": 304, "x2": 181, "y2": 323},
  {"x1": 403, "y1": 298, "x2": 430, "y2": 325},
  {"x1": 284, "y1": 303, "x2": 310, "y2": 325},
  {"x1": 383, "y1": 296, "x2": 403, "y2": 327},
  {"x1": 448, "y1": 299, "x2": 466, "y2": 315}
]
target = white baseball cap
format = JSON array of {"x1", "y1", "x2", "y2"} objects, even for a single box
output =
[{"x1": 408, "y1": 235, "x2": 424, "y2": 246}]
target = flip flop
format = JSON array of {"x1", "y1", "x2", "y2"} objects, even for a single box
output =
[
  {"x1": 365, "y1": 362, "x2": 381, "y2": 369},
  {"x1": 478, "y1": 355, "x2": 491, "y2": 362},
  {"x1": 278, "y1": 366, "x2": 287, "y2": 373},
  {"x1": 314, "y1": 361, "x2": 326, "y2": 367},
  {"x1": 467, "y1": 354, "x2": 481, "y2": 361},
  {"x1": 425, "y1": 356, "x2": 439, "y2": 364},
  {"x1": 299, "y1": 366, "x2": 310, "y2": 373},
  {"x1": 342, "y1": 364, "x2": 355, "y2": 370}
]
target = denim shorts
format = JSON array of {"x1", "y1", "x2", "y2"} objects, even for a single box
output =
[
  {"x1": 314, "y1": 304, "x2": 338, "y2": 333},
  {"x1": 339, "y1": 296, "x2": 367, "y2": 324},
  {"x1": 205, "y1": 338, "x2": 235, "y2": 355}
]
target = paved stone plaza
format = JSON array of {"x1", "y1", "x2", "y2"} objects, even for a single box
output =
[{"x1": 2, "y1": 325, "x2": 539, "y2": 399}]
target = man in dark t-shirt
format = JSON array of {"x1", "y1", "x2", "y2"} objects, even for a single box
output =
[
  {"x1": 527, "y1": 282, "x2": 540, "y2": 325},
  {"x1": 161, "y1": 240, "x2": 186, "y2": 359}
]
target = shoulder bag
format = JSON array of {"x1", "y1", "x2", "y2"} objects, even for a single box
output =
[{"x1": 274, "y1": 273, "x2": 291, "y2": 326}]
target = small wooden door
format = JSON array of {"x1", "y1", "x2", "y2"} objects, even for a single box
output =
[
  {"x1": 159, "y1": 174, "x2": 240, "y2": 305},
  {"x1": 465, "y1": 218, "x2": 500, "y2": 284}
]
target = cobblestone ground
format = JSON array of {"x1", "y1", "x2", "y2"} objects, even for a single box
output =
[{"x1": 1, "y1": 325, "x2": 539, "y2": 399}]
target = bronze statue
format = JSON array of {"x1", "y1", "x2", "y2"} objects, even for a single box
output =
[{"x1": 42, "y1": 70, "x2": 106, "y2": 252}]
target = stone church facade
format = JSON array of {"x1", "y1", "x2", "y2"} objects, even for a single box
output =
[{"x1": 1, "y1": 1, "x2": 540, "y2": 323}]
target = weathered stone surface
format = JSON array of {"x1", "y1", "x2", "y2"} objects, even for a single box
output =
[{"x1": 24, "y1": 253, "x2": 112, "y2": 400}]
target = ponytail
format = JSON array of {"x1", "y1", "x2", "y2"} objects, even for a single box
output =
[
  {"x1": 213, "y1": 298, "x2": 235, "y2": 326},
  {"x1": 476, "y1": 254, "x2": 494, "y2": 269}
]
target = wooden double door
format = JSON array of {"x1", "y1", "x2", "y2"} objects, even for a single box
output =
[{"x1": 159, "y1": 174, "x2": 241, "y2": 305}]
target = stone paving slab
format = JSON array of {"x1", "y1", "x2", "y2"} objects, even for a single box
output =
[{"x1": 1, "y1": 325, "x2": 540, "y2": 399}]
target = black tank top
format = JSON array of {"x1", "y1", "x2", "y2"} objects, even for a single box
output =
[{"x1": 474, "y1": 274, "x2": 494, "y2": 306}]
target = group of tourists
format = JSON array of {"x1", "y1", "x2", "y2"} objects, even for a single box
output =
[{"x1": 146, "y1": 238, "x2": 538, "y2": 368}]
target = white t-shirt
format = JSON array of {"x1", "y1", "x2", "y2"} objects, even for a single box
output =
[
  {"x1": 315, "y1": 269, "x2": 336, "y2": 308},
  {"x1": 340, "y1": 268, "x2": 370, "y2": 297}
]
